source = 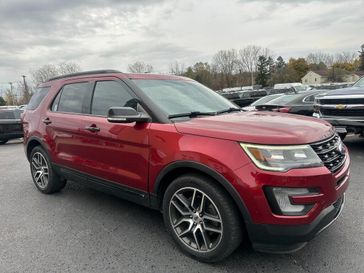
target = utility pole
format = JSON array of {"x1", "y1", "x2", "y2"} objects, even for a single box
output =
[
  {"x1": 22, "y1": 75, "x2": 29, "y2": 93},
  {"x1": 21, "y1": 75, "x2": 31, "y2": 104},
  {"x1": 9, "y1": 82, "x2": 13, "y2": 92}
]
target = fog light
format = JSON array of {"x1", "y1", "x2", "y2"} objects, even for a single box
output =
[{"x1": 265, "y1": 187, "x2": 314, "y2": 216}]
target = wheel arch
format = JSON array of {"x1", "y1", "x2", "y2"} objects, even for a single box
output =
[
  {"x1": 26, "y1": 136, "x2": 50, "y2": 161},
  {"x1": 153, "y1": 161, "x2": 253, "y2": 226}
]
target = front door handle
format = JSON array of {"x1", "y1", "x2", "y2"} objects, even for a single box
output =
[
  {"x1": 85, "y1": 125, "x2": 100, "y2": 132},
  {"x1": 42, "y1": 117, "x2": 52, "y2": 125}
]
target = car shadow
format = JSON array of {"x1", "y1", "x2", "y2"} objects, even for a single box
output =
[
  {"x1": 1, "y1": 138, "x2": 23, "y2": 145},
  {"x1": 344, "y1": 135, "x2": 364, "y2": 152}
]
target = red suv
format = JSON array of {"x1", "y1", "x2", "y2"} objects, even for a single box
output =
[{"x1": 22, "y1": 70, "x2": 350, "y2": 262}]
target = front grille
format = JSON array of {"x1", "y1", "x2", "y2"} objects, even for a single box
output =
[
  {"x1": 311, "y1": 134, "x2": 346, "y2": 173},
  {"x1": 321, "y1": 108, "x2": 364, "y2": 116},
  {"x1": 320, "y1": 98, "x2": 364, "y2": 104}
]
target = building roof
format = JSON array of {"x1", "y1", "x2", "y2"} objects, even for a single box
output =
[
  {"x1": 310, "y1": 70, "x2": 329, "y2": 77},
  {"x1": 353, "y1": 71, "x2": 364, "y2": 76},
  {"x1": 307, "y1": 70, "x2": 364, "y2": 77}
]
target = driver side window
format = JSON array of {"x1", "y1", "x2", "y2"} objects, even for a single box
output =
[{"x1": 91, "y1": 81, "x2": 136, "y2": 116}]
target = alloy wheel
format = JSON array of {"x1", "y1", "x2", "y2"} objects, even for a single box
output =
[
  {"x1": 169, "y1": 187, "x2": 223, "y2": 253},
  {"x1": 31, "y1": 152, "x2": 49, "y2": 189}
]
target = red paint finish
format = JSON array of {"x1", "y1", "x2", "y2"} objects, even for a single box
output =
[
  {"x1": 174, "y1": 111, "x2": 335, "y2": 145},
  {"x1": 22, "y1": 71, "x2": 350, "y2": 234}
]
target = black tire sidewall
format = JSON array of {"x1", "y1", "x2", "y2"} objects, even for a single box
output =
[{"x1": 163, "y1": 174, "x2": 242, "y2": 262}]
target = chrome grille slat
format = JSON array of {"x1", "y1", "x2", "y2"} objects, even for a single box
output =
[
  {"x1": 311, "y1": 134, "x2": 346, "y2": 173},
  {"x1": 315, "y1": 145, "x2": 338, "y2": 155},
  {"x1": 321, "y1": 154, "x2": 342, "y2": 164}
]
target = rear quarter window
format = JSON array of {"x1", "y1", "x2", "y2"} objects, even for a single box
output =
[{"x1": 27, "y1": 87, "x2": 50, "y2": 110}]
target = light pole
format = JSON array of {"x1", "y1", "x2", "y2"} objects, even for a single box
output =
[{"x1": 22, "y1": 75, "x2": 29, "y2": 93}]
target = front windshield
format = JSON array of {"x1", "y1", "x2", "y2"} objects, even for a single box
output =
[
  {"x1": 353, "y1": 77, "x2": 364, "y2": 88},
  {"x1": 132, "y1": 79, "x2": 238, "y2": 116}
]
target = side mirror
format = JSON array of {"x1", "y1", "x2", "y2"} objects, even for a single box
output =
[{"x1": 107, "y1": 107, "x2": 151, "y2": 123}]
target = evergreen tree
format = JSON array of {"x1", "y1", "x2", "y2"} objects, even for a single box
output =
[
  {"x1": 0, "y1": 96, "x2": 6, "y2": 106},
  {"x1": 255, "y1": 56, "x2": 270, "y2": 87},
  {"x1": 276, "y1": 56, "x2": 286, "y2": 70}
]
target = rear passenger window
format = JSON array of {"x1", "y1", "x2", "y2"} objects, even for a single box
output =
[
  {"x1": 91, "y1": 81, "x2": 135, "y2": 116},
  {"x1": 27, "y1": 87, "x2": 50, "y2": 110},
  {"x1": 56, "y1": 82, "x2": 92, "y2": 114}
]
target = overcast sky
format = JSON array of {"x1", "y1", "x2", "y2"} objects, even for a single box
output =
[{"x1": 0, "y1": 0, "x2": 363, "y2": 86}]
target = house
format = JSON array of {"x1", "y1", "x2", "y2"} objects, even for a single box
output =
[
  {"x1": 344, "y1": 71, "x2": 364, "y2": 82},
  {"x1": 302, "y1": 70, "x2": 364, "y2": 85},
  {"x1": 301, "y1": 70, "x2": 328, "y2": 85}
]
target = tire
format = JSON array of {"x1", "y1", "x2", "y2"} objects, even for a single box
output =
[
  {"x1": 0, "y1": 140, "x2": 8, "y2": 145},
  {"x1": 338, "y1": 133, "x2": 347, "y2": 140},
  {"x1": 163, "y1": 173, "x2": 243, "y2": 263},
  {"x1": 29, "y1": 146, "x2": 66, "y2": 194}
]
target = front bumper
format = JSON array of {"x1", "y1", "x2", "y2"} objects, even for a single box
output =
[
  {"x1": 250, "y1": 194, "x2": 345, "y2": 253},
  {"x1": 0, "y1": 132, "x2": 23, "y2": 140},
  {"x1": 232, "y1": 147, "x2": 350, "y2": 253},
  {"x1": 316, "y1": 114, "x2": 364, "y2": 134}
]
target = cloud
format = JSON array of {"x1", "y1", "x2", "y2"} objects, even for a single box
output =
[{"x1": 0, "y1": 0, "x2": 363, "y2": 84}]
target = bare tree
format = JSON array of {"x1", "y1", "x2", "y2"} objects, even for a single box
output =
[
  {"x1": 17, "y1": 79, "x2": 32, "y2": 105},
  {"x1": 31, "y1": 64, "x2": 58, "y2": 85},
  {"x1": 58, "y1": 62, "x2": 81, "y2": 75},
  {"x1": 128, "y1": 61, "x2": 153, "y2": 73},
  {"x1": 212, "y1": 49, "x2": 238, "y2": 88},
  {"x1": 212, "y1": 49, "x2": 238, "y2": 74},
  {"x1": 335, "y1": 52, "x2": 358, "y2": 64},
  {"x1": 238, "y1": 45, "x2": 262, "y2": 85},
  {"x1": 306, "y1": 52, "x2": 334, "y2": 67},
  {"x1": 30, "y1": 63, "x2": 81, "y2": 85},
  {"x1": 4, "y1": 89, "x2": 18, "y2": 106},
  {"x1": 169, "y1": 61, "x2": 186, "y2": 75}
]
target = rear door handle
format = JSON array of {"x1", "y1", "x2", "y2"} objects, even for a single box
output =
[
  {"x1": 42, "y1": 117, "x2": 52, "y2": 125},
  {"x1": 85, "y1": 125, "x2": 100, "y2": 132}
]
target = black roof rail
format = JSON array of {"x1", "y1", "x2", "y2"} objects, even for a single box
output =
[{"x1": 46, "y1": 69, "x2": 122, "y2": 82}]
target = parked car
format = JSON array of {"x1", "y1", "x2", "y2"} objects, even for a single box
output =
[
  {"x1": 217, "y1": 87, "x2": 267, "y2": 107},
  {"x1": 242, "y1": 94, "x2": 283, "y2": 111},
  {"x1": 254, "y1": 90, "x2": 326, "y2": 116},
  {"x1": 22, "y1": 70, "x2": 349, "y2": 262},
  {"x1": 313, "y1": 76, "x2": 364, "y2": 139},
  {"x1": 0, "y1": 108, "x2": 23, "y2": 144}
]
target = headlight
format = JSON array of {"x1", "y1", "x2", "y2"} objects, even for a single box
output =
[{"x1": 240, "y1": 143, "x2": 323, "y2": 172}]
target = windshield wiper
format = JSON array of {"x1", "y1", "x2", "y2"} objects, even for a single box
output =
[
  {"x1": 168, "y1": 111, "x2": 217, "y2": 119},
  {"x1": 215, "y1": 107, "x2": 241, "y2": 115}
]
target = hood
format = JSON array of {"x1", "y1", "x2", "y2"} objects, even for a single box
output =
[
  {"x1": 322, "y1": 87, "x2": 364, "y2": 96},
  {"x1": 174, "y1": 112, "x2": 335, "y2": 145}
]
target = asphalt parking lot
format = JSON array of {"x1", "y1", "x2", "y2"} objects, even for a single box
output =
[{"x1": 0, "y1": 137, "x2": 363, "y2": 273}]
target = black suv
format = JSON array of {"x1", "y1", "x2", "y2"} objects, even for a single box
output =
[
  {"x1": 0, "y1": 107, "x2": 23, "y2": 144},
  {"x1": 314, "y1": 76, "x2": 364, "y2": 139}
]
